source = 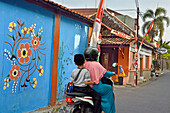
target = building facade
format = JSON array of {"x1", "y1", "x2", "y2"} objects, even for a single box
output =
[
  {"x1": 0, "y1": 0, "x2": 96, "y2": 112},
  {"x1": 73, "y1": 8, "x2": 157, "y2": 85}
]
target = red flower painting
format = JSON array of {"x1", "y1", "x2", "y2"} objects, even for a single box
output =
[
  {"x1": 31, "y1": 36, "x2": 40, "y2": 49},
  {"x1": 10, "y1": 65, "x2": 21, "y2": 81},
  {"x1": 17, "y1": 43, "x2": 32, "y2": 63},
  {"x1": 4, "y1": 20, "x2": 46, "y2": 92}
]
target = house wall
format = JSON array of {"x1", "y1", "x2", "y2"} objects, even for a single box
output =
[
  {"x1": 162, "y1": 59, "x2": 170, "y2": 69},
  {"x1": 128, "y1": 51, "x2": 135, "y2": 84},
  {"x1": 0, "y1": 0, "x2": 55, "y2": 112},
  {"x1": 118, "y1": 47, "x2": 129, "y2": 85},
  {"x1": 142, "y1": 55, "x2": 152, "y2": 79},
  {"x1": 128, "y1": 71, "x2": 135, "y2": 84},
  {"x1": 57, "y1": 15, "x2": 89, "y2": 100},
  {"x1": 128, "y1": 44, "x2": 153, "y2": 84},
  {"x1": 142, "y1": 70, "x2": 151, "y2": 79}
]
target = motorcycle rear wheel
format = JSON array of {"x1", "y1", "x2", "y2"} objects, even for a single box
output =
[
  {"x1": 73, "y1": 108, "x2": 81, "y2": 113},
  {"x1": 84, "y1": 107, "x2": 93, "y2": 113}
]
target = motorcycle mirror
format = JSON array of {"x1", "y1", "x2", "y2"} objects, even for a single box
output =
[{"x1": 112, "y1": 62, "x2": 118, "y2": 67}]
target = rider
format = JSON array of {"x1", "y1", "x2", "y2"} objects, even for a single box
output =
[
  {"x1": 71, "y1": 54, "x2": 101, "y2": 113},
  {"x1": 84, "y1": 47, "x2": 116, "y2": 113}
]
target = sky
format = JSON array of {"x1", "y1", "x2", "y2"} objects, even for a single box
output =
[{"x1": 52, "y1": 0, "x2": 170, "y2": 42}]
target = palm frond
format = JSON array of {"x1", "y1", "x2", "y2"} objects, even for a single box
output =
[
  {"x1": 157, "y1": 21, "x2": 164, "y2": 38},
  {"x1": 154, "y1": 39, "x2": 160, "y2": 44},
  {"x1": 146, "y1": 9, "x2": 154, "y2": 16},
  {"x1": 163, "y1": 17, "x2": 170, "y2": 27},
  {"x1": 157, "y1": 16, "x2": 170, "y2": 27},
  {"x1": 155, "y1": 7, "x2": 166, "y2": 17},
  {"x1": 143, "y1": 9, "x2": 154, "y2": 21},
  {"x1": 142, "y1": 21, "x2": 151, "y2": 34},
  {"x1": 165, "y1": 41, "x2": 170, "y2": 45}
]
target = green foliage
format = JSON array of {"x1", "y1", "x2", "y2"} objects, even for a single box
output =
[
  {"x1": 161, "y1": 41, "x2": 170, "y2": 59},
  {"x1": 145, "y1": 35, "x2": 152, "y2": 42},
  {"x1": 39, "y1": 35, "x2": 42, "y2": 41},
  {"x1": 161, "y1": 53, "x2": 170, "y2": 59},
  {"x1": 7, "y1": 33, "x2": 15, "y2": 41},
  {"x1": 142, "y1": 7, "x2": 170, "y2": 42},
  {"x1": 166, "y1": 62, "x2": 170, "y2": 69}
]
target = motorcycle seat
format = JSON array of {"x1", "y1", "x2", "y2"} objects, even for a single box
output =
[{"x1": 66, "y1": 92, "x2": 89, "y2": 97}]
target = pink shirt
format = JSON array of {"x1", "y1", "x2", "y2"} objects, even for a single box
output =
[{"x1": 84, "y1": 61, "x2": 106, "y2": 87}]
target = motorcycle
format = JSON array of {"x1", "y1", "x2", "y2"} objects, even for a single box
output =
[
  {"x1": 59, "y1": 63, "x2": 117, "y2": 113},
  {"x1": 59, "y1": 91, "x2": 94, "y2": 113},
  {"x1": 59, "y1": 77, "x2": 114, "y2": 113}
]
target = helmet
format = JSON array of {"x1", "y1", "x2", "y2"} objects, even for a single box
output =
[{"x1": 84, "y1": 47, "x2": 99, "y2": 61}]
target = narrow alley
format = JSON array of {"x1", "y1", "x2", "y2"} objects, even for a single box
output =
[{"x1": 115, "y1": 71, "x2": 170, "y2": 113}]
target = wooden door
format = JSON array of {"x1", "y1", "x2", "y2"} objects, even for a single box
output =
[{"x1": 100, "y1": 47, "x2": 118, "y2": 72}]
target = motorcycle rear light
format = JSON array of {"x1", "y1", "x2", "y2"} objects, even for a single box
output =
[{"x1": 66, "y1": 97, "x2": 74, "y2": 104}]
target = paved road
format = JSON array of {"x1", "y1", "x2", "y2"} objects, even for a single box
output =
[{"x1": 114, "y1": 71, "x2": 170, "y2": 113}]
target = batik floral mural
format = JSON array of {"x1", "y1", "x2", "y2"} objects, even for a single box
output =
[{"x1": 3, "y1": 19, "x2": 46, "y2": 93}]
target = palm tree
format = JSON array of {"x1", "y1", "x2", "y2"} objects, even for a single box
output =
[
  {"x1": 162, "y1": 41, "x2": 170, "y2": 52},
  {"x1": 142, "y1": 7, "x2": 170, "y2": 45}
]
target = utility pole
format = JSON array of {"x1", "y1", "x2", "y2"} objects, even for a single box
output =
[
  {"x1": 136, "y1": 7, "x2": 139, "y2": 86},
  {"x1": 134, "y1": 0, "x2": 139, "y2": 86}
]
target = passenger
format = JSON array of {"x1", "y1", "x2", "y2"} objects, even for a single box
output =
[
  {"x1": 71, "y1": 54, "x2": 101, "y2": 113},
  {"x1": 84, "y1": 47, "x2": 116, "y2": 113}
]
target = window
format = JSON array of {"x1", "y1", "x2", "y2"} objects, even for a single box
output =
[{"x1": 145, "y1": 56, "x2": 149, "y2": 69}]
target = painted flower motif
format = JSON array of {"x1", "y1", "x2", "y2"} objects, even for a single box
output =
[
  {"x1": 38, "y1": 27, "x2": 43, "y2": 35},
  {"x1": 29, "y1": 26, "x2": 35, "y2": 37},
  {"x1": 3, "y1": 78, "x2": 10, "y2": 90},
  {"x1": 3, "y1": 86, "x2": 7, "y2": 90},
  {"x1": 32, "y1": 24, "x2": 36, "y2": 29},
  {"x1": 39, "y1": 65, "x2": 44, "y2": 76},
  {"x1": 4, "y1": 78, "x2": 9, "y2": 82},
  {"x1": 31, "y1": 36, "x2": 40, "y2": 49},
  {"x1": 22, "y1": 27, "x2": 30, "y2": 34},
  {"x1": 17, "y1": 43, "x2": 32, "y2": 63},
  {"x1": 33, "y1": 78, "x2": 37, "y2": 88},
  {"x1": 4, "y1": 82, "x2": 9, "y2": 87},
  {"x1": 9, "y1": 65, "x2": 21, "y2": 81},
  {"x1": 29, "y1": 26, "x2": 34, "y2": 33},
  {"x1": 8, "y1": 22, "x2": 16, "y2": 32}
]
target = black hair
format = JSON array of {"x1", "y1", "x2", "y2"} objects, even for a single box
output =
[
  {"x1": 74, "y1": 54, "x2": 85, "y2": 66},
  {"x1": 84, "y1": 47, "x2": 98, "y2": 61}
]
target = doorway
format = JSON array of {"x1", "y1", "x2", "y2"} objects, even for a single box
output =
[{"x1": 100, "y1": 47, "x2": 118, "y2": 73}]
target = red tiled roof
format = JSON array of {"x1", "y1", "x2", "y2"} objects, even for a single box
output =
[
  {"x1": 72, "y1": 8, "x2": 98, "y2": 17},
  {"x1": 101, "y1": 36, "x2": 135, "y2": 45},
  {"x1": 25, "y1": 0, "x2": 112, "y2": 30},
  {"x1": 25, "y1": 0, "x2": 93, "y2": 24},
  {"x1": 25, "y1": 0, "x2": 156, "y2": 49},
  {"x1": 72, "y1": 8, "x2": 125, "y2": 17}
]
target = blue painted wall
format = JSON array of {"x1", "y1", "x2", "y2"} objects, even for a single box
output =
[
  {"x1": 57, "y1": 15, "x2": 89, "y2": 100},
  {"x1": 0, "y1": 0, "x2": 55, "y2": 112}
]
